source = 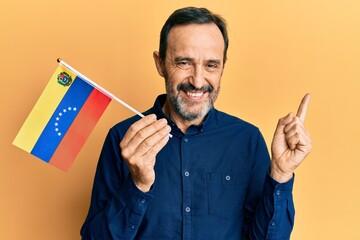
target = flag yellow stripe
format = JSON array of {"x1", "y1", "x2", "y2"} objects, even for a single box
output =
[{"x1": 13, "y1": 66, "x2": 77, "y2": 152}]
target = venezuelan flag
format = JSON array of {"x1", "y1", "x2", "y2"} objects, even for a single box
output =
[{"x1": 13, "y1": 65, "x2": 111, "y2": 171}]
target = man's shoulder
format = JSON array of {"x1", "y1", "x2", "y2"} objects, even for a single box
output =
[{"x1": 213, "y1": 109, "x2": 259, "y2": 132}]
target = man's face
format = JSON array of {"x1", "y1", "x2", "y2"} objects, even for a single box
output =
[{"x1": 160, "y1": 23, "x2": 225, "y2": 121}]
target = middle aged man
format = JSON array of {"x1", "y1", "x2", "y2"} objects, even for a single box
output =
[{"x1": 81, "y1": 7, "x2": 312, "y2": 240}]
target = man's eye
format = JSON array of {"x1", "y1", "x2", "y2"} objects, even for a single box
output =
[
  {"x1": 207, "y1": 63, "x2": 219, "y2": 71},
  {"x1": 176, "y1": 61, "x2": 192, "y2": 69}
]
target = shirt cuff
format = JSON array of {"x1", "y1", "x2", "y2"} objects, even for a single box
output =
[
  {"x1": 263, "y1": 171, "x2": 294, "y2": 204},
  {"x1": 267, "y1": 171, "x2": 294, "y2": 189},
  {"x1": 120, "y1": 175, "x2": 155, "y2": 208}
]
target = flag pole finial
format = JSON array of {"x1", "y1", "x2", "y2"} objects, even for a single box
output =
[{"x1": 57, "y1": 58, "x2": 62, "y2": 63}]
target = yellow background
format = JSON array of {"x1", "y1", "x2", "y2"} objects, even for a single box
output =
[{"x1": 1, "y1": 0, "x2": 359, "y2": 239}]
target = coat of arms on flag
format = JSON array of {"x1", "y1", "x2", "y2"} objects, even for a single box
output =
[{"x1": 57, "y1": 71, "x2": 73, "y2": 87}]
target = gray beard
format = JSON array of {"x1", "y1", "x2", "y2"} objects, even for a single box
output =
[{"x1": 166, "y1": 81, "x2": 219, "y2": 121}]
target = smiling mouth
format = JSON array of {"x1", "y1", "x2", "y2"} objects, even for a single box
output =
[
  {"x1": 186, "y1": 91, "x2": 205, "y2": 98},
  {"x1": 178, "y1": 83, "x2": 213, "y2": 100}
]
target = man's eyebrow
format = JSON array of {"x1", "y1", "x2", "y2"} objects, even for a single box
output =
[
  {"x1": 174, "y1": 57, "x2": 193, "y2": 62},
  {"x1": 207, "y1": 59, "x2": 222, "y2": 65},
  {"x1": 174, "y1": 57, "x2": 222, "y2": 65}
]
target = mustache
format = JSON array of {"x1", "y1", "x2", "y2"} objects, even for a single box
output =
[{"x1": 177, "y1": 83, "x2": 214, "y2": 93}]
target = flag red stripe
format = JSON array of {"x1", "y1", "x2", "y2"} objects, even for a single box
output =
[{"x1": 49, "y1": 89, "x2": 111, "y2": 171}]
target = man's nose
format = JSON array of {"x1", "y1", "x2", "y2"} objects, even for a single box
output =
[{"x1": 189, "y1": 65, "x2": 205, "y2": 89}]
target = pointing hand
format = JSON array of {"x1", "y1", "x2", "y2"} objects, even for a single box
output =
[{"x1": 270, "y1": 94, "x2": 313, "y2": 183}]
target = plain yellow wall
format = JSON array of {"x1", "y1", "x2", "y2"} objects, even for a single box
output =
[{"x1": 1, "y1": 0, "x2": 359, "y2": 239}]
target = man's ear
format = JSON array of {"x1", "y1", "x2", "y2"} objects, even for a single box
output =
[{"x1": 153, "y1": 51, "x2": 165, "y2": 77}]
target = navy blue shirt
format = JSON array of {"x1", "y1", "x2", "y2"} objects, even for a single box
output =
[{"x1": 81, "y1": 94, "x2": 295, "y2": 240}]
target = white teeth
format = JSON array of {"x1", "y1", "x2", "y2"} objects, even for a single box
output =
[{"x1": 187, "y1": 92, "x2": 203, "y2": 97}]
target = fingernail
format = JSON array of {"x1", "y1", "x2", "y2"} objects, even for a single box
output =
[
  {"x1": 159, "y1": 118, "x2": 167, "y2": 125},
  {"x1": 148, "y1": 114, "x2": 157, "y2": 120}
]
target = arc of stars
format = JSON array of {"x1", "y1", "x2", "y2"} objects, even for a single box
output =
[{"x1": 54, "y1": 106, "x2": 77, "y2": 136}]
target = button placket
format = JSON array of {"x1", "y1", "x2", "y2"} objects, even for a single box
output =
[{"x1": 181, "y1": 136, "x2": 192, "y2": 238}]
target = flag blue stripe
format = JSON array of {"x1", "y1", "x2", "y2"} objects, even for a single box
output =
[{"x1": 31, "y1": 77, "x2": 94, "y2": 162}]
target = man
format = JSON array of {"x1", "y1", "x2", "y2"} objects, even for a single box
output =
[{"x1": 81, "y1": 7, "x2": 312, "y2": 240}]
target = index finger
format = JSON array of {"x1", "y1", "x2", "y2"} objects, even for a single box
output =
[
  {"x1": 296, "y1": 93, "x2": 312, "y2": 122},
  {"x1": 121, "y1": 114, "x2": 158, "y2": 145}
]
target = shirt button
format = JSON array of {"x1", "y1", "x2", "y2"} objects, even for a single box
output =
[
  {"x1": 183, "y1": 138, "x2": 188, "y2": 143},
  {"x1": 225, "y1": 175, "x2": 231, "y2": 181},
  {"x1": 271, "y1": 221, "x2": 276, "y2": 227},
  {"x1": 129, "y1": 225, "x2": 135, "y2": 230},
  {"x1": 140, "y1": 199, "x2": 146, "y2": 204},
  {"x1": 184, "y1": 171, "x2": 190, "y2": 177},
  {"x1": 185, "y1": 207, "x2": 191, "y2": 212},
  {"x1": 276, "y1": 190, "x2": 281, "y2": 196}
]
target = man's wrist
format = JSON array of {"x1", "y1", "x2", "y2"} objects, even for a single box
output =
[{"x1": 270, "y1": 165, "x2": 293, "y2": 183}]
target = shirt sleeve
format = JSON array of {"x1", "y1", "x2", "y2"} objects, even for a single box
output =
[
  {"x1": 244, "y1": 130, "x2": 295, "y2": 240},
  {"x1": 80, "y1": 129, "x2": 153, "y2": 240}
]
